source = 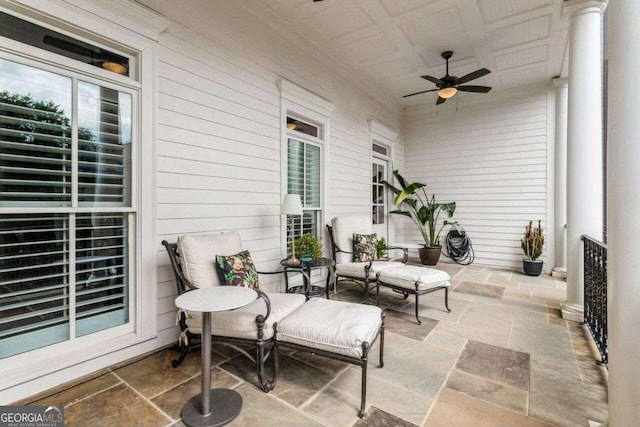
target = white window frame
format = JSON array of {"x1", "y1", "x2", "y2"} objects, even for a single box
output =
[
  {"x1": 0, "y1": 1, "x2": 162, "y2": 397},
  {"x1": 369, "y1": 119, "x2": 397, "y2": 244},
  {"x1": 279, "y1": 79, "x2": 334, "y2": 260}
]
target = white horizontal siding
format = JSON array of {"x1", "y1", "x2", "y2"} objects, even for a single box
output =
[
  {"x1": 401, "y1": 84, "x2": 552, "y2": 271},
  {"x1": 150, "y1": 1, "x2": 403, "y2": 341}
]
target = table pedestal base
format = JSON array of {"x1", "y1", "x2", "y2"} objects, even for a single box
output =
[{"x1": 181, "y1": 389, "x2": 242, "y2": 427}]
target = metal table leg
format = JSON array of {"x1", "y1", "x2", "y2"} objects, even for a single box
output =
[{"x1": 181, "y1": 312, "x2": 243, "y2": 427}]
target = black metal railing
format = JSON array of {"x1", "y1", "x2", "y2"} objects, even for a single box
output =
[{"x1": 582, "y1": 235, "x2": 608, "y2": 366}]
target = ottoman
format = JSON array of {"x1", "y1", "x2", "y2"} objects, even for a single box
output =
[
  {"x1": 376, "y1": 265, "x2": 451, "y2": 324},
  {"x1": 275, "y1": 298, "x2": 385, "y2": 418}
]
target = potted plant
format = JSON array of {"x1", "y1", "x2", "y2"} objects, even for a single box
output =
[
  {"x1": 294, "y1": 234, "x2": 322, "y2": 263},
  {"x1": 521, "y1": 220, "x2": 544, "y2": 276},
  {"x1": 376, "y1": 237, "x2": 388, "y2": 260},
  {"x1": 383, "y1": 170, "x2": 456, "y2": 265}
]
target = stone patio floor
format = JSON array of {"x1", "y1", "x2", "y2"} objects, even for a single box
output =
[{"x1": 18, "y1": 263, "x2": 608, "y2": 426}]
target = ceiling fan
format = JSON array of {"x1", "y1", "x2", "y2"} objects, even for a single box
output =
[{"x1": 403, "y1": 51, "x2": 492, "y2": 105}]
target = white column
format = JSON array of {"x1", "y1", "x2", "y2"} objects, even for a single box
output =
[
  {"x1": 608, "y1": 1, "x2": 640, "y2": 424},
  {"x1": 552, "y1": 78, "x2": 568, "y2": 278},
  {"x1": 561, "y1": 0, "x2": 607, "y2": 322}
]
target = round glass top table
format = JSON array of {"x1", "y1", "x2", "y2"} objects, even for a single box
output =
[
  {"x1": 175, "y1": 286, "x2": 257, "y2": 427},
  {"x1": 280, "y1": 257, "x2": 335, "y2": 299}
]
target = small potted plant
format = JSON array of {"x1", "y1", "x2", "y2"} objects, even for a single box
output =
[
  {"x1": 521, "y1": 220, "x2": 544, "y2": 276},
  {"x1": 294, "y1": 234, "x2": 322, "y2": 263},
  {"x1": 376, "y1": 237, "x2": 388, "y2": 260},
  {"x1": 384, "y1": 170, "x2": 456, "y2": 265}
]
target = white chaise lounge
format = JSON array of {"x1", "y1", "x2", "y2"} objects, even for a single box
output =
[
  {"x1": 163, "y1": 231, "x2": 385, "y2": 417},
  {"x1": 327, "y1": 215, "x2": 452, "y2": 324}
]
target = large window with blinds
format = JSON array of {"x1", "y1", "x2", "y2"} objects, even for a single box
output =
[
  {"x1": 286, "y1": 115, "x2": 322, "y2": 245},
  {"x1": 0, "y1": 54, "x2": 135, "y2": 358}
]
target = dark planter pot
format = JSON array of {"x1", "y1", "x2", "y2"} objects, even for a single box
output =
[
  {"x1": 419, "y1": 246, "x2": 442, "y2": 266},
  {"x1": 522, "y1": 259, "x2": 543, "y2": 276}
]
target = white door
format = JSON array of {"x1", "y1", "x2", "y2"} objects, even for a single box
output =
[{"x1": 372, "y1": 157, "x2": 389, "y2": 240}]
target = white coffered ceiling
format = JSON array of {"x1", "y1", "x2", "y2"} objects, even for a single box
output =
[{"x1": 245, "y1": 0, "x2": 568, "y2": 105}]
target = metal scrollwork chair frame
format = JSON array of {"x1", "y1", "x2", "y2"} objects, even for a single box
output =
[
  {"x1": 326, "y1": 224, "x2": 408, "y2": 302},
  {"x1": 162, "y1": 240, "x2": 282, "y2": 392}
]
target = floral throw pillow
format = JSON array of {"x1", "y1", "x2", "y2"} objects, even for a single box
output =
[
  {"x1": 352, "y1": 233, "x2": 378, "y2": 262},
  {"x1": 215, "y1": 250, "x2": 260, "y2": 290}
]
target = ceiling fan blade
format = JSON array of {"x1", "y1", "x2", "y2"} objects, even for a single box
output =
[
  {"x1": 421, "y1": 75, "x2": 443, "y2": 86},
  {"x1": 436, "y1": 96, "x2": 447, "y2": 105},
  {"x1": 457, "y1": 85, "x2": 492, "y2": 93},
  {"x1": 402, "y1": 88, "x2": 439, "y2": 98},
  {"x1": 43, "y1": 35, "x2": 99, "y2": 59},
  {"x1": 456, "y1": 68, "x2": 491, "y2": 85}
]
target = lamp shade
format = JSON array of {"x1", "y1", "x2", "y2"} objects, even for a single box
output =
[{"x1": 281, "y1": 194, "x2": 303, "y2": 215}]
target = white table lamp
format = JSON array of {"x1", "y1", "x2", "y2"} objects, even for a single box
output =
[{"x1": 281, "y1": 194, "x2": 303, "y2": 264}]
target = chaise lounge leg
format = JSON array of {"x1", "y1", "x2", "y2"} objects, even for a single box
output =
[
  {"x1": 171, "y1": 343, "x2": 190, "y2": 368},
  {"x1": 364, "y1": 278, "x2": 370, "y2": 304},
  {"x1": 414, "y1": 283, "x2": 422, "y2": 325},
  {"x1": 256, "y1": 340, "x2": 276, "y2": 392},
  {"x1": 359, "y1": 341, "x2": 370, "y2": 418},
  {"x1": 380, "y1": 312, "x2": 385, "y2": 368},
  {"x1": 256, "y1": 315, "x2": 276, "y2": 392},
  {"x1": 444, "y1": 287, "x2": 451, "y2": 313}
]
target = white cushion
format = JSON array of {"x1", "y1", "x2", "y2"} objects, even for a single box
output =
[
  {"x1": 336, "y1": 261, "x2": 405, "y2": 279},
  {"x1": 177, "y1": 232, "x2": 243, "y2": 288},
  {"x1": 331, "y1": 216, "x2": 373, "y2": 265},
  {"x1": 186, "y1": 292, "x2": 306, "y2": 340},
  {"x1": 378, "y1": 265, "x2": 450, "y2": 291},
  {"x1": 277, "y1": 298, "x2": 382, "y2": 359}
]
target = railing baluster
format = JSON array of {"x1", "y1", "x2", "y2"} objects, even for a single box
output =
[{"x1": 581, "y1": 235, "x2": 608, "y2": 366}]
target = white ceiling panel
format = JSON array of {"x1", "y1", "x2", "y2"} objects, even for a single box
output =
[
  {"x1": 367, "y1": 58, "x2": 416, "y2": 81},
  {"x1": 478, "y1": 0, "x2": 553, "y2": 24},
  {"x1": 500, "y1": 65, "x2": 548, "y2": 87},
  {"x1": 488, "y1": 15, "x2": 552, "y2": 51},
  {"x1": 245, "y1": 0, "x2": 567, "y2": 105},
  {"x1": 308, "y1": 0, "x2": 374, "y2": 40},
  {"x1": 378, "y1": 0, "x2": 439, "y2": 18},
  {"x1": 339, "y1": 32, "x2": 398, "y2": 62},
  {"x1": 493, "y1": 44, "x2": 549, "y2": 70},
  {"x1": 420, "y1": 38, "x2": 474, "y2": 68},
  {"x1": 400, "y1": 7, "x2": 467, "y2": 47}
]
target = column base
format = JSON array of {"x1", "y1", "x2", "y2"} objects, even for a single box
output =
[
  {"x1": 561, "y1": 303, "x2": 584, "y2": 322},
  {"x1": 552, "y1": 267, "x2": 567, "y2": 279}
]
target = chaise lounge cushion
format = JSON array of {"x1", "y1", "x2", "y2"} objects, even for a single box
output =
[
  {"x1": 378, "y1": 265, "x2": 450, "y2": 291},
  {"x1": 277, "y1": 298, "x2": 382, "y2": 358},
  {"x1": 186, "y1": 292, "x2": 306, "y2": 340},
  {"x1": 336, "y1": 260, "x2": 405, "y2": 279},
  {"x1": 178, "y1": 232, "x2": 243, "y2": 288}
]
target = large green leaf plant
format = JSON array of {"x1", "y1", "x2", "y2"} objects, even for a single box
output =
[{"x1": 383, "y1": 170, "x2": 456, "y2": 247}]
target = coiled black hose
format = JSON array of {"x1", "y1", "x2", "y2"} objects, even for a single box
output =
[{"x1": 442, "y1": 227, "x2": 475, "y2": 265}]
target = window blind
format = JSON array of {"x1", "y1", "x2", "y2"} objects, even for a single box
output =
[{"x1": 287, "y1": 139, "x2": 321, "y2": 240}]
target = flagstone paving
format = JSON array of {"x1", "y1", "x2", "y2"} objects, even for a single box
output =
[{"x1": 17, "y1": 264, "x2": 608, "y2": 426}]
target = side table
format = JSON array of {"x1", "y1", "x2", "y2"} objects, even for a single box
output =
[
  {"x1": 174, "y1": 286, "x2": 257, "y2": 427},
  {"x1": 281, "y1": 257, "x2": 335, "y2": 299}
]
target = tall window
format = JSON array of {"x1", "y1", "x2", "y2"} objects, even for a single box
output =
[
  {"x1": 286, "y1": 116, "x2": 322, "y2": 242},
  {"x1": 0, "y1": 50, "x2": 135, "y2": 358}
]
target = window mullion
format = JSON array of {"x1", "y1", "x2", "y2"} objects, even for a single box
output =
[
  {"x1": 68, "y1": 213, "x2": 76, "y2": 340},
  {"x1": 302, "y1": 142, "x2": 307, "y2": 238},
  {"x1": 69, "y1": 77, "x2": 78, "y2": 340},
  {"x1": 71, "y1": 77, "x2": 79, "y2": 208}
]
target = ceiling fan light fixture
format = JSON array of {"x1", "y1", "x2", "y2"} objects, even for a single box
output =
[
  {"x1": 287, "y1": 122, "x2": 297, "y2": 130},
  {"x1": 438, "y1": 87, "x2": 457, "y2": 99}
]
